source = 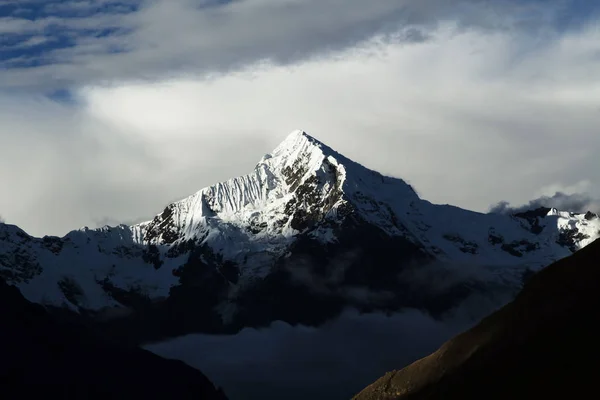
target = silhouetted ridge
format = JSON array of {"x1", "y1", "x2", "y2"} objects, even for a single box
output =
[
  {"x1": 354, "y1": 238, "x2": 600, "y2": 400},
  {"x1": 0, "y1": 279, "x2": 227, "y2": 399}
]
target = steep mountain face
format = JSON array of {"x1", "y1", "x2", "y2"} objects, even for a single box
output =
[
  {"x1": 353, "y1": 237, "x2": 600, "y2": 400},
  {"x1": 0, "y1": 277, "x2": 227, "y2": 399},
  {"x1": 1, "y1": 130, "x2": 599, "y2": 341}
]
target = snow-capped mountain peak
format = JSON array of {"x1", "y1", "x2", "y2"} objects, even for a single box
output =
[
  {"x1": 268, "y1": 129, "x2": 322, "y2": 159},
  {"x1": 2, "y1": 129, "x2": 599, "y2": 336},
  {"x1": 132, "y1": 130, "x2": 600, "y2": 267},
  {"x1": 137, "y1": 129, "x2": 419, "y2": 248},
  {"x1": 137, "y1": 130, "x2": 343, "y2": 245}
]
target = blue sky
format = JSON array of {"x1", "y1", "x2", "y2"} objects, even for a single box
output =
[
  {"x1": 0, "y1": 0, "x2": 138, "y2": 94},
  {"x1": 1, "y1": 0, "x2": 599, "y2": 235}
]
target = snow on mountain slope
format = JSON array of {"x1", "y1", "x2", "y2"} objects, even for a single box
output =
[
  {"x1": 1, "y1": 130, "x2": 599, "y2": 331},
  {"x1": 133, "y1": 130, "x2": 421, "y2": 282},
  {"x1": 133, "y1": 129, "x2": 599, "y2": 272},
  {"x1": 0, "y1": 223, "x2": 180, "y2": 310}
]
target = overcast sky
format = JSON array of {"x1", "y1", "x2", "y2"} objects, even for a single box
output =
[{"x1": 1, "y1": 0, "x2": 599, "y2": 236}]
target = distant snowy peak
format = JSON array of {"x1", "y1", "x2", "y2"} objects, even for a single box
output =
[
  {"x1": 512, "y1": 206, "x2": 600, "y2": 251},
  {"x1": 132, "y1": 130, "x2": 600, "y2": 261},
  {"x1": 136, "y1": 130, "x2": 419, "y2": 246}
]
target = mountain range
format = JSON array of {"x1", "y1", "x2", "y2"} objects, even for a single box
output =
[{"x1": 1, "y1": 130, "x2": 599, "y2": 344}]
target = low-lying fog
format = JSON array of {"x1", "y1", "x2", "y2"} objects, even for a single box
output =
[{"x1": 146, "y1": 290, "x2": 512, "y2": 399}]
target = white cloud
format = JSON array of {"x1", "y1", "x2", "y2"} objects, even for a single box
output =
[
  {"x1": 20, "y1": 36, "x2": 53, "y2": 47},
  {"x1": 0, "y1": 92, "x2": 269, "y2": 235},
  {"x1": 535, "y1": 180, "x2": 594, "y2": 199},
  {"x1": 0, "y1": 0, "x2": 563, "y2": 89},
  {"x1": 1, "y1": 3, "x2": 600, "y2": 236}
]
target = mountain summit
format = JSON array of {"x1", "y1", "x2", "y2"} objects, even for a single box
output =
[
  {"x1": 1, "y1": 130, "x2": 599, "y2": 342},
  {"x1": 138, "y1": 128, "x2": 418, "y2": 247}
]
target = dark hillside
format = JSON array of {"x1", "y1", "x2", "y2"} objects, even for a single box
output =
[
  {"x1": 355, "y1": 238, "x2": 600, "y2": 400},
  {"x1": 0, "y1": 279, "x2": 227, "y2": 399}
]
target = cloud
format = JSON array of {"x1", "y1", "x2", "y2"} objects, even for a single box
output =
[
  {"x1": 0, "y1": 0, "x2": 571, "y2": 90},
  {"x1": 490, "y1": 191, "x2": 600, "y2": 215},
  {"x1": 15, "y1": 36, "x2": 54, "y2": 47},
  {"x1": 145, "y1": 276, "x2": 516, "y2": 400},
  {"x1": 280, "y1": 249, "x2": 396, "y2": 305},
  {"x1": 1, "y1": 2, "x2": 600, "y2": 236},
  {"x1": 280, "y1": 249, "x2": 521, "y2": 310},
  {"x1": 42, "y1": 0, "x2": 138, "y2": 15},
  {"x1": 0, "y1": 91, "x2": 270, "y2": 236},
  {"x1": 145, "y1": 308, "x2": 476, "y2": 400},
  {"x1": 398, "y1": 260, "x2": 501, "y2": 294}
]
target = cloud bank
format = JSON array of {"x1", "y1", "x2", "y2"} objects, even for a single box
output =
[
  {"x1": 145, "y1": 308, "x2": 473, "y2": 400},
  {"x1": 144, "y1": 256, "x2": 520, "y2": 399},
  {"x1": 1, "y1": 1, "x2": 599, "y2": 236},
  {"x1": 0, "y1": 0, "x2": 568, "y2": 90},
  {"x1": 490, "y1": 190, "x2": 600, "y2": 215}
]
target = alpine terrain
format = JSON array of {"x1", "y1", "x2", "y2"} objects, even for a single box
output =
[{"x1": 1, "y1": 130, "x2": 598, "y2": 343}]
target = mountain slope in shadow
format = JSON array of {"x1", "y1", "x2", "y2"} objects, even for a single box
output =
[
  {"x1": 0, "y1": 278, "x2": 227, "y2": 399},
  {"x1": 354, "y1": 238, "x2": 600, "y2": 400}
]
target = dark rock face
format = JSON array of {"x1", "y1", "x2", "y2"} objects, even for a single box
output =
[
  {"x1": 142, "y1": 244, "x2": 164, "y2": 269},
  {"x1": 442, "y1": 233, "x2": 478, "y2": 254},
  {"x1": 144, "y1": 204, "x2": 181, "y2": 244},
  {"x1": 0, "y1": 247, "x2": 42, "y2": 283},
  {"x1": 42, "y1": 235, "x2": 64, "y2": 254},
  {"x1": 354, "y1": 238, "x2": 600, "y2": 400},
  {"x1": 57, "y1": 276, "x2": 86, "y2": 307},
  {"x1": 0, "y1": 278, "x2": 227, "y2": 399},
  {"x1": 487, "y1": 227, "x2": 541, "y2": 258},
  {"x1": 514, "y1": 207, "x2": 551, "y2": 235},
  {"x1": 556, "y1": 227, "x2": 590, "y2": 252},
  {"x1": 500, "y1": 239, "x2": 539, "y2": 258},
  {"x1": 282, "y1": 155, "x2": 347, "y2": 232},
  {"x1": 487, "y1": 230, "x2": 504, "y2": 245}
]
